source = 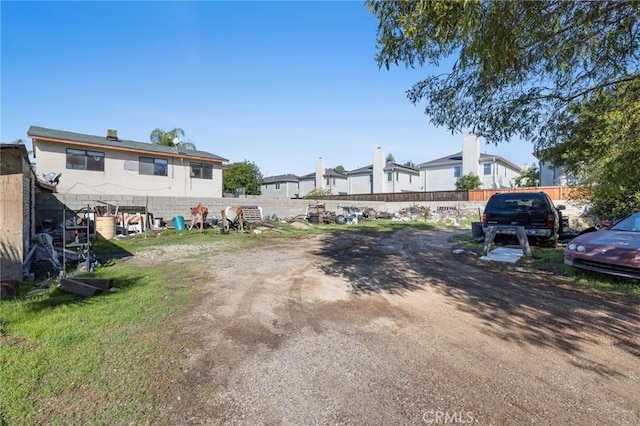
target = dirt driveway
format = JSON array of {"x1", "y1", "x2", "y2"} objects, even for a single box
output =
[{"x1": 146, "y1": 228, "x2": 639, "y2": 425}]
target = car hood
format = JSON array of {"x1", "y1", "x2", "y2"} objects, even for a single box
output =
[{"x1": 567, "y1": 229, "x2": 640, "y2": 265}]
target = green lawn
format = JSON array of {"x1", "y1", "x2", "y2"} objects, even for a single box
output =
[{"x1": 1, "y1": 253, "x2": 196, "y2": 424}]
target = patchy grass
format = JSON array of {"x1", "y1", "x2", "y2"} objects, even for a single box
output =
[
  {"x1": 524, "y1": 248, "x2": 640, "y2": 295},
  {"x1": 0, "y1": 259, "x2": 194, "y2": 424},
  {"x1": 451, "y1": 230, "x2": 640, "y2": 296}
]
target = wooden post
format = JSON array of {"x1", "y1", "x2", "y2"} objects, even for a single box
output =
[
  {"x1": 515, "y1": 226, "x2": 532, "y2": 257},
  {"x1": 482, "y1": 226, "x2": 498, "y2": 255},
  {"x1": 482, "y1": 225, "x2": 532, "y2": 257}
]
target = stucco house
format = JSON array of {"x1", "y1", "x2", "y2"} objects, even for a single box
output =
[
  {"x1": 346, "y1": 147, "x2": 420, "y2": 195},
  {"x1": 418, "y1": 134, "x2": 522, "y2": 191},
  {"x1": 296, "y1": 169, "x2": 348, "y2": 197},
  {"x1": 267, "y1": 149, "x2": 420, "y2": 197},
  {"x1": 261, "y1": 174, "x2": 299, "y2": 198},
  {"x1": 294, "y1": 158, "x2": 349, "y2": 197},
  {"x1": 28, "y1": 126, "x2": 228, "y2": 198}
]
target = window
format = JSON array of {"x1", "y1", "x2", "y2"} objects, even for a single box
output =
[
  {"x1": 484, "y1": 163, "x2": 492, "y2": 175},
  {"x1": 454, "y1": 166, "x2": 461, "y2": 178},
  {"x1": 387, "y1": 172, "x2": 393, "y2": 181},
  {"x1": 66, "y1": 148, "x2": 104, "y2": 171},
  {"x1": 396, "y1": 172, "x2": 399, "y2": 181},
  {"x1": 275, "y1": 183, "x2": 281, "y2": 190},
  {"x1": 409, "y1": 175, "x2": 412, "y2": 183},
  {"x1": 139, "y1": 157, "x2": 168, "y2": 176},
  {"x1": 190, "y1": 162, "x2": 213, "y2": 179}
]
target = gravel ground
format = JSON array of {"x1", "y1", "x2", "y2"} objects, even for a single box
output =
[{"x1": 143, "y1": 228, "x2": 639, "y2": 425}]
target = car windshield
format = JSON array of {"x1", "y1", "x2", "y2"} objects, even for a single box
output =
[
  {"x1": 489, "y1": 195, "x2": 546, "y2": 211},
  {"x1": 610, "y1": 212, "x2": 640, "y2": 232}
]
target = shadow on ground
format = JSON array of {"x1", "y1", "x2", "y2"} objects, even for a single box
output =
[{"x1": 316, "y1": 228, "x2": 640, "y2": 365}]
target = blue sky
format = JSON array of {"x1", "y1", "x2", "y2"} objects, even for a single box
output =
[{"x1": 1, "y1": 1, "x2": 537, "y2": 177}]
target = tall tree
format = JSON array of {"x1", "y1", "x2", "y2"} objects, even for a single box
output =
[
  {"x1": 544, "y1": 81, "x2": 640, "y2": 217},
  {"x1": 514, "y1": 163, "x2": 539, "y2": 187},
  {"x1": 149, "y1": 128, "x2": 196, "y2": 150},
  {"x1": 386, "y1": 153, "x2": 396, "y2": 163},
  {"x1": 367, "y1": 1, "x2": 640, "y2": 149},
  {"x1": 223, "y1": 161, "x2": 263, "y2": 196}
]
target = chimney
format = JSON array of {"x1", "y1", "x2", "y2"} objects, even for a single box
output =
[
  {"x1": 106, "y1": 129, "x2": 118, "y2": 141},
  {"x1": 315, "y1": 157, "x2": 325, "y2": 190},
  {"x1": 372, "y1": 147, "x2": 385, "y2": 194},
  {"x1": 462, "y1": 134, "x2": 480, "y2": 177}
]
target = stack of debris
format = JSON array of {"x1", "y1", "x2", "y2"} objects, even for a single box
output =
[{"x1": 396, "y1": 205, "x2": 432, "y2": 221}]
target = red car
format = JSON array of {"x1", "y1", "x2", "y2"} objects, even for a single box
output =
[{"x1": 564, "y1": 211, "x2": 640, "y2": 280}]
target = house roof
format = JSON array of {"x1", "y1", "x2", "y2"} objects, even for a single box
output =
[
  {"x1": 345, "y1": 162, "x2": 418, "y2": 175},
  {"x1": 298, "y1": 168, "x2": 347, "y2": 180},
  {"x1": 417, "y1": 151, "x2": 521, "y2": 172},
  {"x1": 385, "y1": 161, "x2": 419, "y2": 174},
  {"x1": 325, "y1": 168, "x2": 347, "y2": 178},
  {"x1": 346, "y1": 164, "x2": 372, "y2": 175},
  {"x1": 27, "y1": 125, "x2": 228, "y2": 163},
  {"x1": 262, "y1": 174, "x2": 299, "y2": 183}
]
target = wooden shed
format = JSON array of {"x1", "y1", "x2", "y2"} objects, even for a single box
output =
[{"x1": 1, "y1": 144, "x2": 36, "y2": 282}]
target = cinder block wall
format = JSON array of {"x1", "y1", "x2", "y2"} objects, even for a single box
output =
[
  {"x1": 36, "y1": 193, "x2": 582, "y2": 227},
  {"x1": 35, "y1": 193, "x2": 491, "y2": 225}
]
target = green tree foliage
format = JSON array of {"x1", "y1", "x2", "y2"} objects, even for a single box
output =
[
  {"x1": 223, "y1": 161, "x2": 263, "y2": 196},
  {"x1": 303, "y1": 188, "x2": 332, "y2": 199},
  {"x1": 335, "y1": 165, "x2": 345, "y2": 171},
  {"x1": 386, "y1": 153, "x2": 396, "y2": 163},
  {"x1": 149, "y1": 128, "x2": 196, "y2": 150},
  {"x1": 403, "y1": 160, "x2": 416, "y2": 168},
  {"x1": 455, "y1": 173, "x2": 482, "y2": 190},
  {"x1": 366, "y1": 1, "x2": 640, "y2": 148},
  {"x1": 514, "y1": 163, "x2": 539, "y2": 187},
  {"x1": 543, "y1": 81, "x2": 640, "y2": 218}
]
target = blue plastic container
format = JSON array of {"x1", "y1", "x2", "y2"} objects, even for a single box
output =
[{"x1": 172, "y1": 215, "x2": 186, "y2": 231}]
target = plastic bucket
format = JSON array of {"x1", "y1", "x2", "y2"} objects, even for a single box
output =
[
  {"x1": 154, "y1": 217, "x2": 163, "y2": 227},
  {"x1": 172, "y1": 216, "x2": 186, "y2": 231},
  {"x1": 471, "y1": 221, "x2": 484, "y2": 238},
  {"x1": 308, "y1": 213, "x2": 319, "y2": 224},
  {"x1": 96, "y1": 216, "x2": 117, "y2": 240}
]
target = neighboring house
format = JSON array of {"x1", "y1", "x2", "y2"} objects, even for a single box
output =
[
  {"x1": 295, "y1": 169, "x2": 348, "y2": 197},
  {"x1": 535, "y1": 149, "x2": 580, "y2": 187},
  {"x1": 346, "y1": 162, "x2": 420, "y2": 194},
  {"x1": 1, "y1": 144, "x2": 36, "y2": 281},
  {"x1": 323, "y1": 168, "x2": 348, "y2": 195},
  {"x1": 418, "y1": 134, "x2": 522, "y2": 191},
  {"x1": 381, "y1": 162, "x2": 421, "y2": 193},
  {"x1": 298, "y1": 172, "x2": 317, "y2": 197},
  {"x1": 28, "y1": 126, "x2": 228, "y2": 198},
  {"x1": 293, "y1": 157, "x2": 348, "y2": 197},
  {"x1": 261, "y1": 174, "x2": 299, "y2": 198},
  {"x1": 539, "y1": 161, "x2": 566, "y2": 186},
  {"x1": 346, "y1": 165, "x2": 374, "y2": 195},
  {"x1": 284, "y1": 149, "x2": 420, "y2": 197}
]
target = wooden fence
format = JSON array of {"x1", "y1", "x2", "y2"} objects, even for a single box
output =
[
  {"x1": 321, "y1": 190, "x2": 468, "y2": 203},
  {"x1": 468, "y1": 186, "x2": 582, "y2": 201},
  {"x1": 319, "y1": 186, "x2": 584, "y2": 203}
]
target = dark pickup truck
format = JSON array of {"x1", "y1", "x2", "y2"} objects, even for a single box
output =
[{"x1": 482, "y1": 192, "x2": 564, "y2": 245}]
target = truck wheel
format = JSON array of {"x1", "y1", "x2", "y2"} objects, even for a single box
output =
[{"x1": 335, "y1": 215, "x2": 347, "y2": 225}]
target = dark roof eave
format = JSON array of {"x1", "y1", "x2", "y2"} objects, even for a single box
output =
[{"x1": 28, "y1": 125, "x2": 228, "y2": 163}]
